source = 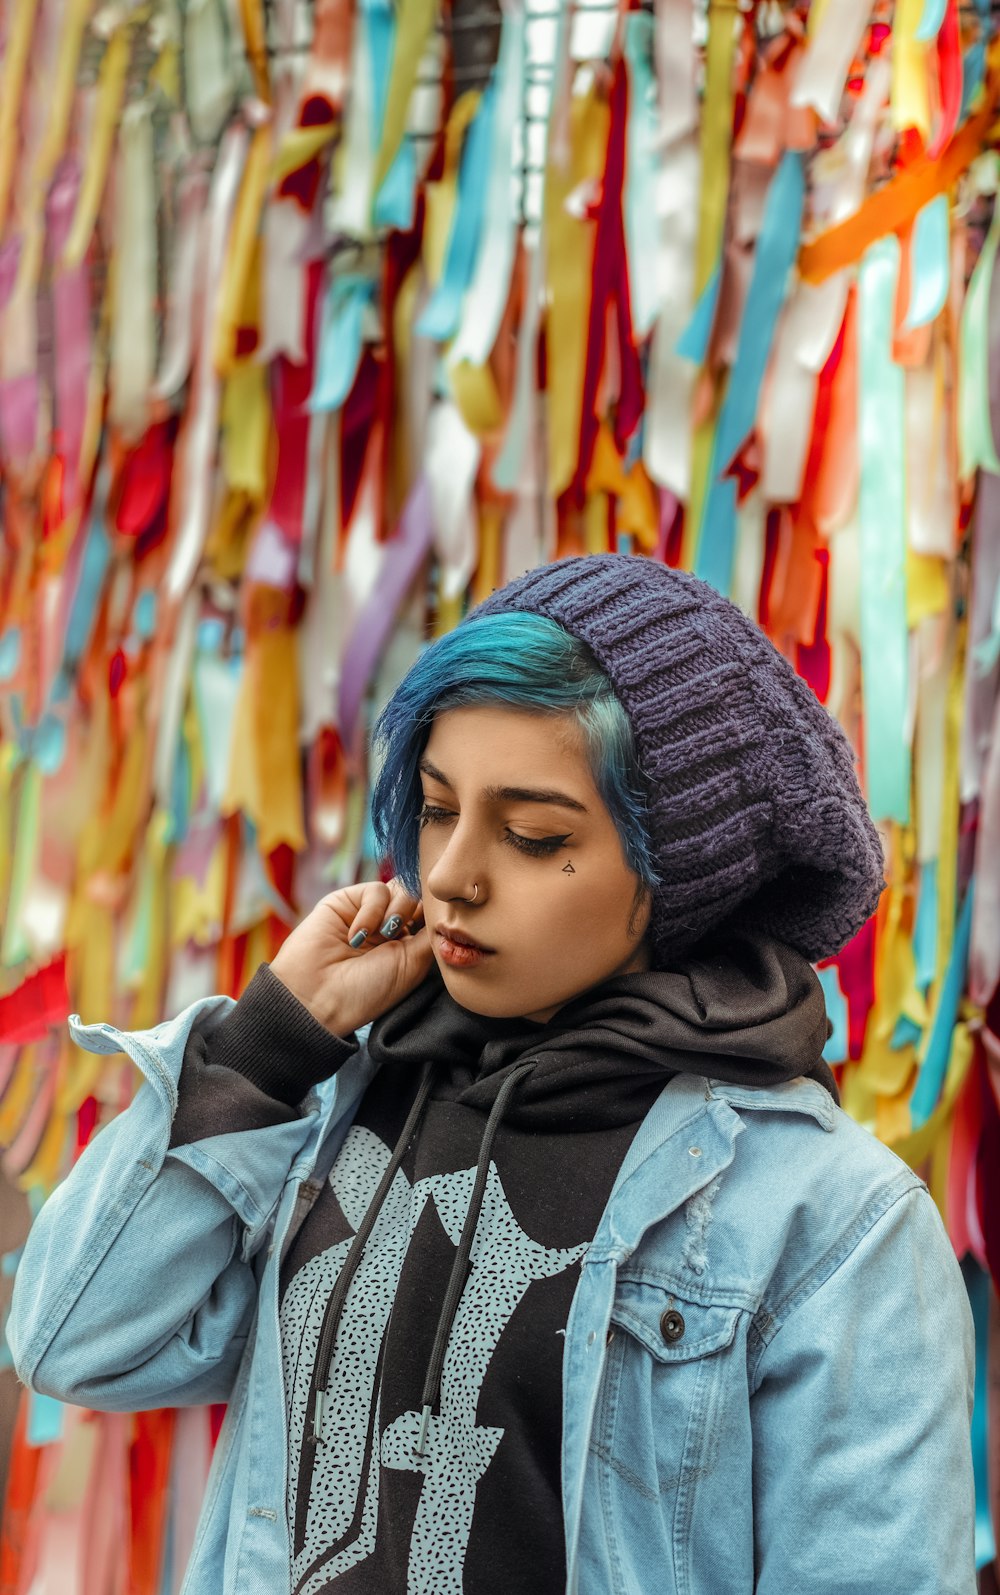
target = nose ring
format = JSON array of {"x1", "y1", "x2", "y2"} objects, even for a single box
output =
[{"x1": 464, "y1": 883, "x2": 479, "y2": 902}]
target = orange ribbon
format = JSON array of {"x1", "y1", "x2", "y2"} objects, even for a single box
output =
[{"x1": 799, "y1": 77, "x2": 1000, "y2": 284}]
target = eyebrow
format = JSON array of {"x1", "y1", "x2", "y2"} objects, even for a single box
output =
[{"x1": 418, "y1": 758, "x2": 589, "y2": 814}]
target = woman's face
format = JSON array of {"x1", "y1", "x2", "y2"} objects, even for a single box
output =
[{"x1": 417, "y1": 704, "x2": 652, "y2": 1023}]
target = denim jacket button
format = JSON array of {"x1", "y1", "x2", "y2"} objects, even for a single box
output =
[{"x1": 660, "y1": 1308, "x2": 685, "y2": 1343}]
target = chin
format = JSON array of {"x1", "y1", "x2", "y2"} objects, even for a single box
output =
[{"x1": 437, "y1": 967, "x2": 561, "y2": 1023}]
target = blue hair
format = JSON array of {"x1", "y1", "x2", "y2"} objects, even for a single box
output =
[{"x1": 370, "y1": 613, "x2": 658, "y2": 892}]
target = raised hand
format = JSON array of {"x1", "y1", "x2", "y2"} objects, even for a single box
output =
[{"x1": 269, "y1": 880, "x2": 433, "y2": 1037}]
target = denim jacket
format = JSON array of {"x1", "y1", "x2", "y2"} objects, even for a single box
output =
[{"x1": 8, "y1": 995, "x2": 976, "y2": 1595}]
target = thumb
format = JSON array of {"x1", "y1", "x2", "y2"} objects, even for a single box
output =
[{"x1": 398, "y1": 924, "x2": 434, "y2": 981}]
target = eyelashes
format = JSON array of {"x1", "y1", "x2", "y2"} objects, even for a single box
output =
[{"x1": 418, "y1": 805, "x2": 572, "y2": 858}]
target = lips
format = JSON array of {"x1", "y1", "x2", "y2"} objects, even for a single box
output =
[
  {"x1": 434, "y1": 924, "x2": 496, "y2": 970},
  {"x1": 435, "y1": 924, "x2": 494, "y2": 954}
]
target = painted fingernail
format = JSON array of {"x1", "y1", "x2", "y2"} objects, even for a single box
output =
[
  {"x1": 348, "y1": 929, "x2": 369, "y2": 949},
  {"x1": 380, "y1": 916, "x2": 403, "y2": 939}
]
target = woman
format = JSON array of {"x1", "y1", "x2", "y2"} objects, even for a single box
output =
[{"x1": 10, "y1": 555, "x2": 975, "y2": 1594}]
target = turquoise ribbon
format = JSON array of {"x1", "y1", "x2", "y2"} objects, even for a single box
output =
[
  {"x1": 64, "y1": 515, "x2": 110, "y2": 671},
  {"x1": 311, "y1": 275, "x2": 374, "y2": 413},
  {"x1": 909, "y1": 878, "x2": 974, "y2": 1126},
  {"x1": 193, "y1": 642, "x2": 242, "y2": 812},
  {"x1": 961, "y1": 0, "x2": 989, "y2": 114},
  {"x1": 416, "y1": 83, "x2": 496, "y2": 343},
  {"x1": 676, "y1": 262, "x2": 721, "y2": 363},
  {"x1": 914, "y1": 860, "x2": 939, "y2": 991},
  {"x1": 27, "y1": 1390, "x2": 64, "y2": 1446},
  {"x1": 168, "y1": 722, "x2": 192, "y2": 844},
  {"x1": 623, "y1": 14, "x2": 659, "y2": 340},
  {"x1": 133, "y1": 589, "x2": 157, "y2": 641},
  {"x1": 695, "y1": 152, "x2": 805, "y2": 597},
  {"x1": 816, "y1": 964, "x2": 849, "y2": 1062},
  {"x1": 963, "y1": 1257, "x2": 997, "y2": 1569},
  {"x1": 916, "y1": 0, "x2": 947, "y2": 40},
  {"x1": 857, "y1": 235, "x2": 911, "y2": 825},
  {"x1": 890, "y1": 1014, "x2": 923, "y2": 1049},
  {"x1": 368, "y1": 0, "x2": 416, "y2": 229},
  {"x1": 0, "y1": 628, "x2": 19, "y2": 680},
  {"x1": 32, "y1": 714, "x2": 65, "y2": 774},
  {"x1": 906, "y1": 195, "x2": 950, "y2": 328}
]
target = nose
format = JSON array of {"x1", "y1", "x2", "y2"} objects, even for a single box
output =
[{"x1": 422, "y1": 819, "x2": 485, "y2": 905}]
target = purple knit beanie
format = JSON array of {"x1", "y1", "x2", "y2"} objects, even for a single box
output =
[{"x1": 469, "y1": 554, "x2": 885, "y2": 967}]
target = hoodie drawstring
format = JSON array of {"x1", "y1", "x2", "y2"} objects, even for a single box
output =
[
  {"x1": 413, "y1": 1060, "x2": 535, "y2": 1458},
  {"x1": 308, "y1": 1059, "x2": 436, "y2": 1446},
  {"x1": 307, "y1": 1058, "x2": 536, "y2": 1452}
]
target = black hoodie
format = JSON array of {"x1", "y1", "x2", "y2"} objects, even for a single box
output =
[{"x1": 169, "y1": 931, "x2": 833, "y2": 1594}]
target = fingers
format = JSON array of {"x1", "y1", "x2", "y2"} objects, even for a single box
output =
[{"x1": 345, "y1": 881, "x2": 422, "y2": 950}]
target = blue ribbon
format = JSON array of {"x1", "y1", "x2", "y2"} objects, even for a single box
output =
[
  {"x1": 63, "y1": 515, "x2": 110, "y2": 671},
  {"x1": 906, "y1": 195, "x2": 950, "y2": 328},
  {"x1": 816, "y1": 964, "x2": 849, "y2": 1062},
  {"x1": 311, "y1": 275, "x2": 374, "y2": 413},
  {"x1": 961, "y1": 0, "x2": 989, "y2": 114},
  {"x1": 890, "y1": 1014, "x2": 923, "y2": 1050},
  {"x1": 857, "y1": 235, "x2": 911, "y2": 825},
  {"x1": 367, "y1": 0, "x2": 417, "y2": 229},
  {"x1": 695, "y1": 153, "x2": 805, "y2": 596},
  {"x1": 909, "y1": 877, "x2": 974, "y2": 1127},
  {"x1": 416, "y1": 83, "x2": 497, "y2": 343},
  {"x1": 0, "y1": 629, "x2": 20, "y2": 682},
  {"x1": 27, "y1": 1390, "x2": 65, "y2": 1446},
  {"x1": 676, "y1": 263, "x2": 721, "y2": 363},
  {"x1": 914, "y1": 860, "x2": 939, "y2": 991},
  {"x1": 916, "y1": 0, "x2": 947, "y2": 40},
  {"x1": 963, "y1": 1256, "x2": 997, "y2": 1569}
]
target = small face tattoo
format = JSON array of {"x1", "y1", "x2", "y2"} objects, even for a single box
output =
[{"x1": 562, "y1": 860, "x2": 576, "y2": 874}]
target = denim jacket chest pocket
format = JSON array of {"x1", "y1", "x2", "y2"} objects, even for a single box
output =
[{"x1": 592, "y1": 1278, "x2": 748, "y2": 1506}]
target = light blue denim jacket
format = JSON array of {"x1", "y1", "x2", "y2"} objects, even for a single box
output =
[{"x1": 8, "y1": 995, "x2": 976, "y2": 1595}]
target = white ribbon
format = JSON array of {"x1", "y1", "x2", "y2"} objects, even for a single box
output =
[
  {"x1": 760, "y1": 274, "x2": 848, "y2": 503},
  {"x1": 426, "y1": 399, "x2": 481, "y2": 600},
  {"x1": 165, "y1": 124, "x2": 248, "y2": 603},
  {"x1": 110, "y1": 100, "x2": 157, "y2": 438},
  {"x1": 790, "y1": 0, "x2": 870, "y2": 127},
  {"x1": 154, "y1": 165, "x2": 211, "y2": 399}
]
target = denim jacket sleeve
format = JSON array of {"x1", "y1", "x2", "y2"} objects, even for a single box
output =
[
  {"x1": 7, "y1": 997, "x2": 361, "y2": 1414},
  {"x1": 749, "y1": 1181, "x2": 976, "y2": 1594}
]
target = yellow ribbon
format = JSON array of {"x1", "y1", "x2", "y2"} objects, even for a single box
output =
[
  {"x1": 215, "y1": 123, "x2": 272, "y2": 375},
  {"x1": 223, "y1": 620, "x2": 306, "y2": 853},
  {"x1": 270, "y1": 123, "x2": 338, "y2": 186},
  {"x1": 373, "y1": 0, "x2": 437, "y2": 193},
  {"x1": 127, "y1": 811, "x2": 172, "y2": 1033},
  {"x1": 0, "y1": 0, "x2": 39, "y2": 238},
  {"x1": 222, "y1": 359, "x2": 270, "y2": 498},
  {"x1": 890, "y1": 1020, "x2": 973, "y2": 1170},
  {"x1": 684, "y1": 6, "x2": 735, "y2": 562},
  {"x1": 34, "y1": 0, "x2": 95, "y2": 193},
  {"x1": 238, "y1": 0, "x2": 270, "y2": 104},
  {"x1": 545, "y1": 81, "x2": 610, "y2": 497},
  {"x1": 423, "y1": 92, "x2": 481, "y2": 289},
  {"x1": 892, "y1": 0, "x2": 932, "y2": 139},
  {"x1": 62, "y1": 28, "x2": 132, "y2": 269}
]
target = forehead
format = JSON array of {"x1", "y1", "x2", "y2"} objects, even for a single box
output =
[{"x1": 422, "y1": 704, "x2": 593, "y2": 790}]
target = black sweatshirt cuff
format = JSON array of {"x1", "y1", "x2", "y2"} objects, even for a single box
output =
[{"x1": 205, "y1": 963, "x2": 360, "y2": 1106}]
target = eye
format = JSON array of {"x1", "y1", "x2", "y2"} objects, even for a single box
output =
[
  {"x1": 504, "y1": 831, "x2": 572, "y2": 858},
  {"x1": 419, "y1": 804, "x2": 455, "y2": 828}
]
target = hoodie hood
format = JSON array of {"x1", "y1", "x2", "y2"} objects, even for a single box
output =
[{"x1": 367, "y1": 926, "x2": 838, "y2": 1124}]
